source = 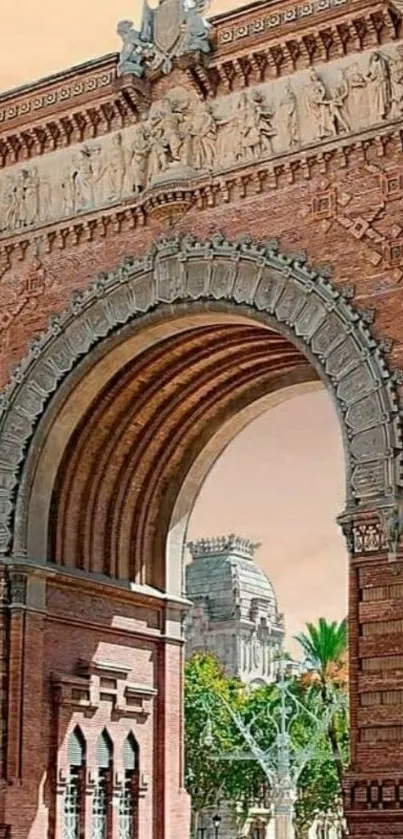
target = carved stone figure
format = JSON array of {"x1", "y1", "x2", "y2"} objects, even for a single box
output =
[
  {"x1": 307, "y1": 69, "x2": 349, "y2": 139},
  {"x1": 3, "y1": 175, "x2": 23, "y2": 232},
  {"x1": 307, "y1": 69, "x2": 333, "y2": 139},
  {"x1": 72, "y1": 146, "x2": 103, "y2": 212},
  {"x1": 390, "y1": 47, "x2": 403, "y2": 118},
  {"x1": 280, "y1": 82, "x2": 299, "y2": 148},
  {"x1": 328, "y1": 73, "x2": 350, "y2": 134},
  {"x1": 346, "y1": 63, "x2": 368, "y2": 125},
  {"x1": 250, "y1": 89, "x2": 277, "y2": 156},
  {"x1": 146, "y1": 95, "x2": 193, "y2": 182},
  {"x1": 215, "y1": 109, "x2": 241, "y2": 167},
  {"x1": 147, "y1": 107, "x2": 169, "y2": 183},
  {"x1": 107, "y1": 133, "x2": 129, "y2": 201},
  {"x1": 181, "y1": 0, "x2": 211, "y2": 54},
  {"x1": 116, "y1": 20, "x2": 150, "y2": 78},
  {"x1": 160, "y1": 99, "x2": 184, "y2": 162},
  {"x1": 131, "y1": 116, "x2": 150, "y2": 193},
  {"x1": 60, "y1": 164, "x2": 76, "y2": 217},
  {"x1": 238, "y1": 93, "x2": 261, "y2": 161},
  {"x1": 22, "y1": 166, "x2": 41, "y2": 227},
  {"x1": 118, "y1": 0, "x2": 211, "y2": 77},
  {"x1": 367, "y1": 51, "x2": 392, "y2": 121},
  {"x1": 191, "y1": 101, "x2": 216, "y2": 170}
]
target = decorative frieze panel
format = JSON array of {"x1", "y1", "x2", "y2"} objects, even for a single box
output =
[
  {"x1": 216, "y1": 0, "x2": 348, "y2": 46},
  {"x1": 0, "y1": 68, "x2": 116, "y2": 129},
  {"x1": 353, "y1": 522, "x2": 386, "y2": 555},
  {"x1": 0, "y1": 235, "x2": 401, "y2": 556},
  {"x1": 2, "y1": 44, "x2": 403, "y2": 241},
  {"x1": 345, "y1": 775, "x2": 403, "y2": 811},
  {"x1": 52, "y1": 659, "x2": 157, "y2": 719}
]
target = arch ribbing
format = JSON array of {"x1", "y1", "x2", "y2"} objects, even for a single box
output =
[{"x1": 0, "y1": 233, "x2": 401, "y2": 559}]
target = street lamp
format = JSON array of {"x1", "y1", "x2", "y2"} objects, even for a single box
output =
[
  {"x1": 212, "y1": 814, "x2": 221, "y2": 839},
  {"x1": 204, "y1": 656, "x2": 346, "y2": 839}
]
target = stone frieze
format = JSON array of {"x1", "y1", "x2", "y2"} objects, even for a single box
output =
[{"x1": 0, "y1": 43, "x2": 402, "y2": 240}]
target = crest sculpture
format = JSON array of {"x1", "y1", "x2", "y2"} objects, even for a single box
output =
[{"x1": 117, "y1": 0, "x2": 211, "y2": 77}]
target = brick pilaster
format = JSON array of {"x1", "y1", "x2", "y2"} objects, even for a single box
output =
[{"x1": 340, "y1": 509, "x2": 403, "y2": 836}]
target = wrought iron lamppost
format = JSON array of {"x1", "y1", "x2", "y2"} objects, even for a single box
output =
[
  {"x1": 203, "y1": 657, "x2": 346, "y2": 839},
  {"x1": 212, "y1": 813, "x2": 221, "y2": 839}
]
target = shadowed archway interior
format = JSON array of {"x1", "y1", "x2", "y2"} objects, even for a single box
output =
[{"x1": 48, "y1": 318, "x2": 312, "y2": 590}]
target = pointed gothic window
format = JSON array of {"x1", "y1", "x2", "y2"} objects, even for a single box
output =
[
  {"x1": 64, "y1": 726, "x2": 86, "y2": 839},
  {"x1": 92, "y1": 729, "x2": 113, "y2": 839},
  {"x1": 118, "y1": 733, "x2": 140, "y2": 839}
]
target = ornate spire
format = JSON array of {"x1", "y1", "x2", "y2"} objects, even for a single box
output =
[{"x1": 187, "y1": 534, "x2": 261, "y2": 561}]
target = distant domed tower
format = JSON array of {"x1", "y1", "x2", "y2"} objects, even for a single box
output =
[{"x1": 185, "y1": 534, "x2": 285, "y2": 686}]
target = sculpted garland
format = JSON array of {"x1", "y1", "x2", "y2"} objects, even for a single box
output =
[{"x1": 0, "y1": 45, "x2": 402, "y2": 238}]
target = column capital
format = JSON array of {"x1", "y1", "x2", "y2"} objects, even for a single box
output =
[{"x1": 337, "y1": 502, "x2": 403, "y2": 563}]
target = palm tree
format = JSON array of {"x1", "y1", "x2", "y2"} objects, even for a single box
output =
[{"x1": 294, "y1": 618, "x2": 348, "y2": 787}]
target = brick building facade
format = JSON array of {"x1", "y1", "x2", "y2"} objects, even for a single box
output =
[{"x1": 1, "y1": 0, "x2": 403, "y2": 836}]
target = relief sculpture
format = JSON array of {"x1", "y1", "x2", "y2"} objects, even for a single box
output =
[
  {"x1": 1, "y1": 44, "x2": 403, "y2": 239},
  {"x1": 307, "y1": 69, "x2": 349, "y2": 139},
  {"x1": 116, "y1": 0, "x2": 211, "y2": 78}
]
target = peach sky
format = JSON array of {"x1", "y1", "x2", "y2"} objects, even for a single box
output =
[
  {"x1": 1, "y1": 0, "x2": 238, "y2": 92},
  {"x1": 189, "y1": 390, "x2": 346, "y2": 656},
  {"x1": 0, "y1": 1, "x2": 347, "y2": 654}
]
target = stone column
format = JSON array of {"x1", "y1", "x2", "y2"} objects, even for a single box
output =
[{"x1": 339, "y1": 507, "x2": 403, "y2": 837}]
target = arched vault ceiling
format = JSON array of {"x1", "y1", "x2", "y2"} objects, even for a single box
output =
[
  {"x1": 0, "y1": 234, "x2": 401, "y2": 588},
  {"x1": 50, "y1": 321, "x2": 309, "y2": 586}
]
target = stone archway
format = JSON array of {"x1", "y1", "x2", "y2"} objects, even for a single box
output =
[
  {"x1": 0, "y1": 233, "x2": 402, "y2": 838},
  {"x1": 0, "y1": 233, "x2": 401, "y2": 561}
]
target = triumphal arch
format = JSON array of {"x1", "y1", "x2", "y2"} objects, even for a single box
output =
[{"x1": 1, "y1": 0, "x2": 403, "y2": 834}]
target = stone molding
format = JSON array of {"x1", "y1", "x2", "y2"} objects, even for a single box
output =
[
  {"x1": 3, "y1": 44, "x2": 403, "y2": 246},
  {"x1": 0, "y1": 1, "x2": 399, "y2": 176},
  {"x1": 187, "y1": 534, "x2": 260, "y2": 559},
  {"x1": 0, "y1": 233, "x2": 401, "y2": 558}
]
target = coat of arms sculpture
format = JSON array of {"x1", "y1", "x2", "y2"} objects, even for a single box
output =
[{"x1": 117, "y1": 0, "x2": 211, "y2": 78}]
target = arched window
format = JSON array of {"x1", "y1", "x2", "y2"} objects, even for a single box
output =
[
  {"x1": 92, "y1": 729, "x2": 113, "y2": 839},
  {"x1": 64, "y1": 726, "x2": 86, "y2": 839},
  {"x1": 119, "y1": 733, "x2": 139, "y2": 839}
]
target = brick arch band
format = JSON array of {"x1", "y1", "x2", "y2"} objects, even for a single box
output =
[{"x1": 0, "y1": 234, "x2": 401, "y2": 576}]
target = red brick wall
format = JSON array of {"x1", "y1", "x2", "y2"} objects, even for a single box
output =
[
  {"x1": 1, "y1": 30, "x2": 403, "y2": 839},
  {"x1": 2, "y1": 141, "x2": 403, "y2": 387}
]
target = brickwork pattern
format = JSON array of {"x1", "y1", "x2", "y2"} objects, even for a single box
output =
[{"x1": 1, "y1": 0, "x2": 403, "y2": 835}]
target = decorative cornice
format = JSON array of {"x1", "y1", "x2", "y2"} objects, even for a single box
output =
[
  {"x1": 0, "y1": 0, "x2": 400, "y2": 170},
  {"x1": 187, "y1": 534, "x2": 261, "y2": 560},
  {"x1": 1, "y1": 118, "x2": 403, "y2": 273},
  {"x1": 211, "y1": 0, "x2": 398, "y2": 53},
  {"x1": 0, "y1": 75, "x2": 150, "y2": 171}
]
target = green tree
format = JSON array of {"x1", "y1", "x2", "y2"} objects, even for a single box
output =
[
  {"x1": 184, "y1": 654, "x2": 244, "y2": 833},
  {"x1": 185, "y1": 633, "x2": 349, "y2": 837},
  {"x1": 185, "y1": 654, "x2": 270, "y2": 834},
  {"x1": 290, "y1": 682, "x2": 349, "y2": 837},
  {"x1": 294, "y1": 618, "x2": 348, "y2": 786}
]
